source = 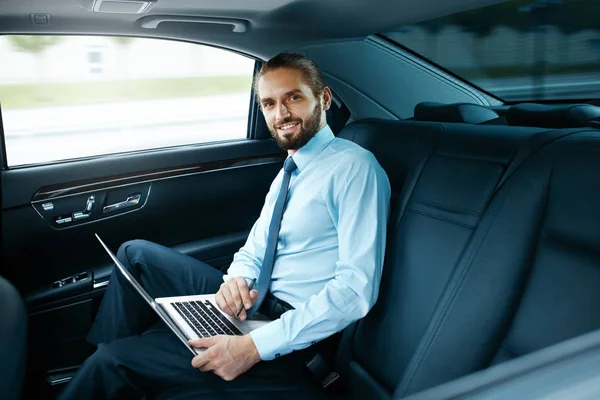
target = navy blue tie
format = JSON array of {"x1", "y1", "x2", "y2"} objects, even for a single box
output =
[{"x1": 247, "y1": 157, "x2": 297, "y2": 317}]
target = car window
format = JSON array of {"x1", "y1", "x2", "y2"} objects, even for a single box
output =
[
  {"x1": 0, "y1": 36, "x2": 255, "y2": 167},
  {"x1": 382, "y1": 0, "x2": 600, "y2": 102}
]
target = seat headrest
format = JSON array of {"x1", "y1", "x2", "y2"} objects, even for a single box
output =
[
  {"x1": 507, "y1": 103, "x2": 600, "y2": 128},
  {"x1": 414, "y1": 102, "x2": 499, "y2": 124}
]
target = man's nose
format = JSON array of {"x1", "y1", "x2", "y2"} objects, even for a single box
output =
[{"x1": 275, "y1": 103, "x2": 290, "y2": 120}]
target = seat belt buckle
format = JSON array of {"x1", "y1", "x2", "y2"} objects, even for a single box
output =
[
  {"x1": 321, "y1": 371, "x2": 340, "y2": 389},
  {"x1": 305, "y1": 354, "x2": 340, "y2": 390}
]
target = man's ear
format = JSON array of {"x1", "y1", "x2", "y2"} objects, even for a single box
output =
[{"x1": 322, "y1": 87, "x2": 333, "y2": 111}]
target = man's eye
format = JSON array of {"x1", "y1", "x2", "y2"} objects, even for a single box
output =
[
  {"x1": 290, "y1": 95, "x2": 300, "y2": 101},
  {"x1": 264, "y1": 102, "x2": 273, "y2": 108}
]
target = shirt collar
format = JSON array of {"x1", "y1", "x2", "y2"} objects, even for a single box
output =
[{"x1": 290, "y1": 125, "x2": 335, "y2": 172}]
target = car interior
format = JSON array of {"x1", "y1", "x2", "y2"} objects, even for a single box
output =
[{"x1": 1, "y1": 0, "x2": 600, "y2": 399}]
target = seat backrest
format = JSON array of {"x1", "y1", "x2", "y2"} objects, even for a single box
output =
[
  {"x1": 338, "y1": 119, "x2": 436, "y2": 207},
  {"x1": 389, "y1": 127, "x2": 600, "y2": 398},
  {"x1": 488, "y1": 129, "x2": 600, "y2": 365},
  {"x1": 335, "y1": 119, "x2": 549, "y2": 399},
  {"x1": 0, "y1": 276, "x2": 27, "y2": 400}
]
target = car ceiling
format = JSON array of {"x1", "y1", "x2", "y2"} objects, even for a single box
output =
[{"x1": 0, "y1": 0, "x2": 509, "y2": 59}]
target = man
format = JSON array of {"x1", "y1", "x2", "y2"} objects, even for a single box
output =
[{"x1": 58, "y1": 53, "x2": 390, "y2": 399}]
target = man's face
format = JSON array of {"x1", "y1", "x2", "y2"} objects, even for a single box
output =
[{"x1": 257, "y1": 67, "x2": 330, "y2": 152}]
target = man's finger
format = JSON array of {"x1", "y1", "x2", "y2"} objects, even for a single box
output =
[
  {"x1": 199, "y1": 362, "x2": 215, "y2": 372},
  {"x1": 188, "y1": 335, "x2": 218, "y2": 348},
  {"x1": 227, "y1": 283, "x2": 243, "y2": 315},
  {"x1": 191, "y1": 353, "x2": 209, "y2": 369},
  {"x1": 218, "y1": 285, "x2": 236, "y2": 316},
  {"x1": 249, "y1": 289, "x2": 259, "y2": 305},
  {"x1": 215, "y1": 291, "x2": 230, "y2": 316},
  {"x1": 235, "y1": 278, "x2": 252, "y2": 310},
  {"x1": 223, "y1": 283, "x2": 240, "y2": 316}
]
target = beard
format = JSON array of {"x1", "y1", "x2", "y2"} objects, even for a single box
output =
[{"x1": 269, "y1": 104, "x2": 322, "y2": 151}]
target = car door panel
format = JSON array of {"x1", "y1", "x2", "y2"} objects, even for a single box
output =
[
  {"x1": 31, "y1": 183, "x2": 151, "y2": 229},
  {"x1": 24, "y1": 230, "x2": 252, "y2": 386},
  {"x1": 2, "y1": 139, "x2": 278, "y2": 209},
  {"x1": 1, "y1": 137, "x2": 284, "y2": 386},
  {"x1": 2, "y1": 139, "x2": 283, "y2": 289},
  {"x1": 29, "y1": 298, "x2": 96, "y2": 375}
]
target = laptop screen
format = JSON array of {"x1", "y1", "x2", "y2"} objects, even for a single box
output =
[
  {"x1": 95, "y1": 234, "x2": 156, "y2": 306},
  {"x1": 94, "y1": 233, "x2": 198, "y2": 355}
]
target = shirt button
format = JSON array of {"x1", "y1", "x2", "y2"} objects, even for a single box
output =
[{"x1": 275, "y1": 353, "x2": 281, "y2": 358}]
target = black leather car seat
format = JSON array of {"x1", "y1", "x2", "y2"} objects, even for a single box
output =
[{"x1": 0, "y1": 276, "x2": 27, "y2": 400}]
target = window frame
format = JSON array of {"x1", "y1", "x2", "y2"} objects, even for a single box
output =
[
  {"x1": 378, "y1": 33, "x2": 503, "y2": 105},
  {"x1": 0, "y1": 33, "x2": 260, "y2": 170}
]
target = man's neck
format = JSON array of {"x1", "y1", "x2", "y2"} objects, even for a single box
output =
[{"x1": 288, "y1": 121, "x2": 328, "y2": 157}]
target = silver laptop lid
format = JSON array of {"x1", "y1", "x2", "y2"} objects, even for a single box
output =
[
  {"x1": 95, "y1": 234, "x2": 156, "y2": 306},
  {"x1": 94, "y1": 233, "x2": 197, "y2": 355}
]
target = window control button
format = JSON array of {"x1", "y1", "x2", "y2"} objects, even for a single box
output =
[
  {"x1": 53, "y1": 272, "x2": 88, "y2": 288},
  {"x1": 75, "y1": 272, "x2": 88, "y2": 281}
]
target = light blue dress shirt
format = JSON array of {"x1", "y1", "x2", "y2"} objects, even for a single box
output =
[{"x1": 224, "y1": 125, "x2": 391, "y2": 360}]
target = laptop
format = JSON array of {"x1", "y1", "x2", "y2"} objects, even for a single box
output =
[{"x1": 95, "y1": 234, "x2": 271, "y2": 355}]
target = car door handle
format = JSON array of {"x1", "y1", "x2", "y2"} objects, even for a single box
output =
[{"x1": 102, "y1": 193, "x2": 141, "y2": 214}]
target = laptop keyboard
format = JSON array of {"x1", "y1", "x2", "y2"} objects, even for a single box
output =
[{"x1": 172, "y1": 300, "x2": 242, "y2": 337}]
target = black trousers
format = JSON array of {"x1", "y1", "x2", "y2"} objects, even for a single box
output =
[{"x1": 57, "y1": 240, "x2": 320, "y2": 400}]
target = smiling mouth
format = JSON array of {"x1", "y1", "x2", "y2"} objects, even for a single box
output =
[{"x1": 277, "y1": 122, "x2": 300, "y2": 135}]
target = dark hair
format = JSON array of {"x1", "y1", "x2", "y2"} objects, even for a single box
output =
[{"x1": 254, "y1": 53, "x2": 327, "y2": 99}]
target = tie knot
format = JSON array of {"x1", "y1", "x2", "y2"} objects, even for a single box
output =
[{"x1": 284, "y1": 157, "x2": 297, "y2": 173}]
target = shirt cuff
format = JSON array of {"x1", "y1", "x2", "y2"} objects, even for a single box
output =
[
  {"x1": 222, "y1": 275, "x2": 254, "y2": 287},
  {"x1": 223, "y1": 265, "x2": 258, "y2": 284},
  {"x1": 249, "y1": 318, "x2": 290, "y2": 361}
]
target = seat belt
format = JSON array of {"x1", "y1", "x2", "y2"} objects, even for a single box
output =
[
  {"x1": 262, "y1": 293, "x2": 342, "y2": 391},
  {"x1": 330, "y1": 99, "x2": 351, "y2": 135},
  {"x1": 304, "y1": 333, "x2": 343, "y2": 391}
]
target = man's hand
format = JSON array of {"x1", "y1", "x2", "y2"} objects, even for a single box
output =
[
  {"x1": 216, "y1": 277, "x2": 258, "y2": 320},
  {"x1": 189, "y1": 335, "x2": 261, "y2": 381}
]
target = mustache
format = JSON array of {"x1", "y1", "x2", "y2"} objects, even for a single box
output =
[{"x1": 274, "y1": 118, "x2": 302, "y2": 127}]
